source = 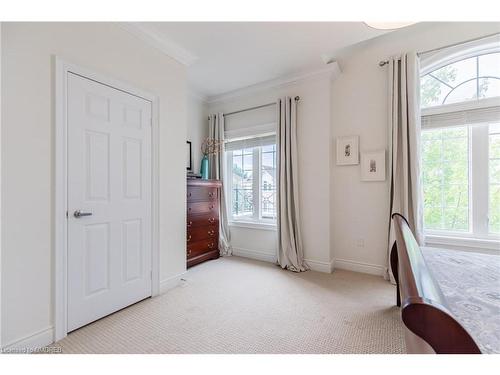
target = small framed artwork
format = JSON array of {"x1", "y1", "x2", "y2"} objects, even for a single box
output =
[
  {"x1": 186, "y1": 141, "x2": 192, "y2": 171},
  {"x1": 361, "y1": 150, "x2": 386, "y2": 181},
  {"x1": 336, "y1": 136, "x2": 359, "y2": 165}
]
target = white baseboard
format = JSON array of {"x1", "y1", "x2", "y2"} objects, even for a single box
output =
[
  {"x1": 232, "y1": 247, "x2": 277, "y2": 264},
  {"x1": 2, "y1": 326, "x2": 54, "y2": 352},
  {"x1": 233, "y1": 248, "x2": 334, "y2": 274},
  {"x1": 159, "y1": 272, "x2": 187, "y2": 295},
  {"x1": 304, "y1": 258, "x2": 334, "y2": 273},
  {"x1": 333, "y1": 258, "x2": 386, "y2": 277}
]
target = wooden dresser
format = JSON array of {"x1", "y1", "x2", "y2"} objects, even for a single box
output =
[{"x1": 186, "y1": 179, "x2": 221, "y2": 268}]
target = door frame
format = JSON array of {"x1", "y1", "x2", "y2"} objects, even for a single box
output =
[{"x1": 54, "y1": 58, "x2": 160, "y2": 342}]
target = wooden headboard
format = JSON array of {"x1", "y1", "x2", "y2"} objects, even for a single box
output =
[{"x1": 391, "y1": 213, "x2": 481, "y2": 354}]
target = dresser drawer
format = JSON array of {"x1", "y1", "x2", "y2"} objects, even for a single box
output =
[
  {"x1": 187, "y1": 201, "x2": 218, "y2": 215},
  {"x1": 187, "y1": 186, "x2": 218, "y2": 202},
  {"x1": 187, "y1": 225, "x2": 218, "y2": 243},
  {"x1": 187, "y1": 239, "x2": 218, "y2": 259},
  {"x1": 187, "y1": 212, "x2": 219, "y2": 228}
]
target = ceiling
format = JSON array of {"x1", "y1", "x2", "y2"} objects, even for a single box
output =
[{"x1": 133, "y1": 22, "x2": 390, "y2": 99}]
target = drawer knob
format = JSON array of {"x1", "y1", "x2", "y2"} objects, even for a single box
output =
[
  {"x1": 208, "y1": 192, "x2": 214, "y2": 197},
  {"x1": 208, "y1": 230, "x2": 215, "y2": 236},
  {"x1": 188, "y1": 192, "x2": 192, "y2": 197},
  {"x1": 187, "y1": 234, "x2": 192, "y2": 242},
  {"x1": 208, "y1": 243, "x2": 214, "y2": 249},
  {"x1": 187, "y1": 249, "x2": 192, "y2": 257},
  {"x1": 187, "y1": 221, "x2": 193, "y2": 227},
  {"x1": 208, "y1": 218, "x2": 215, "y2": 223}
]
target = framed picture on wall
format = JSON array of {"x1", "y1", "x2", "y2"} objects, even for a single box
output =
[
  {"x1": 361, "y1": 150, "x2": 386, "y2": 181},
  {"x1": 336, "y1": 136, "x2": 359, "y2": 165},
  {"x1": 186, "y1": 141, "x2": 192, "y2": 171}
]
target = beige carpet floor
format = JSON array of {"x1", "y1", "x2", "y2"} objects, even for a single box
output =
[{"x1": 52, "y1": 256, "x2": 405, "y2": 354}]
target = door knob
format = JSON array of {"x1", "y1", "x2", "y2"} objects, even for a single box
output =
[{"x1": 74, "y1": 210, "x2": 93, "y2": 218}]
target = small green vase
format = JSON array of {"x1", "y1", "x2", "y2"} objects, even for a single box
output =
[{"x1": 200, "y1": 155, "x2": 209, "y2": 179}]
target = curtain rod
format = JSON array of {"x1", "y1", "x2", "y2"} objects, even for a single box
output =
[
  {"x1": 378, "y1": 32, "x2": 500, "y2": 67},
  {"x1": 208, "y1": 96, "x2": 300, "y2": 120}
]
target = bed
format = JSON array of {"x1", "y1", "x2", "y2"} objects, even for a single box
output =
[{"x1": 391, "y1": 213, "x2": 500, "y2": 354}]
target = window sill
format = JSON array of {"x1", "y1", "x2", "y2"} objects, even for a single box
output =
[
  {"x1": 425, "y1": 234, "x2": 500, "y2": 253},
  {"x1": 229, "y1": 221, "x2": 277, "y2": 231}
]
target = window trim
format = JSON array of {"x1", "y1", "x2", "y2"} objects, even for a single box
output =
[
  {"x1": 421, "y1": 97, "x2": 500, "y2": 118},
  {"x1": 228, "y1": 220, "x2": 277, "y2": 231},
  {"x1": 471, "y1": 124, "x2": 489, "y2": 238},
  {"x1": 425, "y1": 234, "x2": 500, "y2": 254}
]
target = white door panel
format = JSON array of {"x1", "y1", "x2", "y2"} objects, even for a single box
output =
[{"x1": 67, "y1": 73, "x2": 152, "y2": 332}]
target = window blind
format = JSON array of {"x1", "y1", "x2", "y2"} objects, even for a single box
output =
[
  {"x1": 422, "y1": 105, "x2": 500, "y2": 129},
  {"x1": 225, "y1": 134, "x2": 276, "y2": 151},
  {"x1": 224, "y1": 104, "x2": 275, "y2": 133}
]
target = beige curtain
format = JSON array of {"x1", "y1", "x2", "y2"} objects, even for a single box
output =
[
  {"x1": 276, "y1": 97, "x2": 309, "y2": 272},
  {"x1": 208, "y1": 113, "x2": 232, "y2": 256},
  {"x1": 387, "y1": 52, "x2": 424, "y2": 282}
]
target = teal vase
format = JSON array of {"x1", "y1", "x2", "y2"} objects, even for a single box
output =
[{"x1": 200, "y1": 155, "x2": 209, "y2": 180}]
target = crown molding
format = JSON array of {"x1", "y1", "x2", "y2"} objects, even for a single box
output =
[
  {"x1": 207, "y1": 62, "x2": 341, "y2": 104},
  {"x1": 118, "y1": 23, "x2": 198, "y2": 66}
]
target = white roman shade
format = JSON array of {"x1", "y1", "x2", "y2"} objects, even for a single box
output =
[
  {"x1": 422, "y1": 105, "x2": 500, "y2": 129},
  {"x1": 224, "y1": 104, "x2": 275, "y2": 134},
  {"x1": 223, "y1": 104, "x2": 277, "y2": 150},
  {"x1": 223, "y1": 101, "x2": 277, "y2": 144},
  {"x1": 225, "y1": 134, "x2": 276, "y2": 151}
]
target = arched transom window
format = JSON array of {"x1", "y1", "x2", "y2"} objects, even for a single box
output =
[{"x1": 421, "y1": 52, "x2": 500, "y2": 108}]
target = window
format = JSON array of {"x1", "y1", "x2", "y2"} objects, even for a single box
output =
[
  {"x1": 421, "y1": 52, "x2": 500, "y2": 108},
  {"x1": 421, "y1": 48, "x2": 500, "y2": 241},
  {"x1": 422, "y1": 126, "x2": 469, "y2": 232},
  {"x1": 230, "y1": 147, "x2": 254, "y2": 218},
  {"x1": 226, "y1": 136, "x2": 277, "y2": 224}
]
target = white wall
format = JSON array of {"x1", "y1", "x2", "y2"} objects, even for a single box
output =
[
  {"x1": 1, "y1": 22, "x2": 188, "y2": 347},
  {"x1": 229, "y1": 225, "x2": 278, "y2": 263},
  {"x1": 208, "y1": 70, "x2": 335, "y2": 272},
  {"x1": 187, "y1": 93, "x2": 208, "y2": 174},
  {"x1": 330, "y1": 22, "x2": 500, "y2": 276},
  {"x1": 0, "y1": 21, "x2": 3, "y2": 347}
]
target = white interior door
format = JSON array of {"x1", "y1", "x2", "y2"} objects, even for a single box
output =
[{"x1": 67, "y1": 73, "x2": 152, "y2": 332}]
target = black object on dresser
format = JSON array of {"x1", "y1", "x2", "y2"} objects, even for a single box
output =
[{"x1": 186, "y1": 179, "x2": 222, "y2": 268}]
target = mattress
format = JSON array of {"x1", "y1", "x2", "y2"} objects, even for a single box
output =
[{"x1": 421, "y1": 247, "x2": 500, "y2": 354}]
